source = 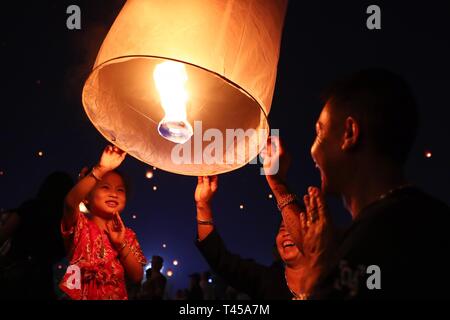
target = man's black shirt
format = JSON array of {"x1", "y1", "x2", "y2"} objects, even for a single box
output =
[{"x1": 314, "y1": 187, "x2": 450, "y2": 299}]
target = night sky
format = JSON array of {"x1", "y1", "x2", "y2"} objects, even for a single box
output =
[{"x1": 1, "y1": 0, "x2": 449, "y2": 293}]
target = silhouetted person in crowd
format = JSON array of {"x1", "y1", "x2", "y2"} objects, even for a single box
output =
[
  {"x1": 0, "y1": 171, "x2": 74, "y2": 299},
  {"x1": 186, "y1": 273, "x2": 204, "y2": 300},
  {"x1": 264, "y1": 68, "x2": 450, "y2": 299},
  {"x1": 199, "y1": 271, "x2": 215, "y2": 300},
  {"x1": 224, "y1": 285, "x2": 237, "y2": 300},
  {"x1": 174, "y1": 289, "x2": 187, "y2": 300},
  {"x1": 140, "y1": 255, "x2": 167, "y2": 300}
]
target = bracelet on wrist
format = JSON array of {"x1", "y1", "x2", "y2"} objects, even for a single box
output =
[
  {"x1": 89, "y1": 170, "x2": 101, "y2": 182},
  {"x1": 116, "y1": 240, "x2": 127, "y2": 252},
  {"x1": 120, "y1": 247, "x2": 131, "y2": 261},
  {"x1": 90, "y1": 165, "x2": 106, "y2": 182},
  {"x1": 196, "y1": 201, "x2": 211, "y2": 208},
  {"x1": 197, "y1": 219, "x2": 214, "y2": 225},
  {"x1": 277, "y1": 193, "x2": 298, "y2": 212}
]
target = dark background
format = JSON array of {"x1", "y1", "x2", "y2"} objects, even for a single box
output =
[{"x1": 1, "y1": 0, "x2": 449, "y2": 293}]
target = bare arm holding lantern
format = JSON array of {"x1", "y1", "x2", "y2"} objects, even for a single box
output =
[
  {"x1": 263, "y1": 137, "x2": 337, "y2": 297},
  {"x1": 263, "y1": 137, "x2": 305, "y2": 253},
  {"x1": 195, "y1": 176, "x2": 218, "y2": 241}
]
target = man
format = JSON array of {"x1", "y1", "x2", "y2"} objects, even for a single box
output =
[
  {"x1": 194, "y1": 176, "x2": 306, "y2": 300},
  {"x1": 199, "y1": 271, "x2": 215, "y2": 300},
  {"x1": 140, "y1": 255, "x2": 167, "y2": 300},
  {"x1": 186, "y1": 272, "x2": 204, "y2": 300},
  {"x1": 265, "y1": 68, "x2": 450, "y2": 299}
]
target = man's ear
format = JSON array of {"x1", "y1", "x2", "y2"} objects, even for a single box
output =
[{"x1": 341, "y1": 116, "x2": 359, "y2": 151}]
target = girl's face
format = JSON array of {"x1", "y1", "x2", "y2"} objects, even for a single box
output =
[{"x1": 88, "y1": 171, "x2": 126, "y2": 218}]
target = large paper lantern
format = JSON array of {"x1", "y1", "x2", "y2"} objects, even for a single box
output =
[{"x1": 82, "y1": 0, "x2": 288, "y2": 176}]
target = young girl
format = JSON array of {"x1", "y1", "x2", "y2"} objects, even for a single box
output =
[{"x1": 60, "y1": 145, "x2": 147, "y2": 300}]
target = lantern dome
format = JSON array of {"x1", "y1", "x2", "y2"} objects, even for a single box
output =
[{"x1": 82, "y1": 0, "x2": 287, "y2": 175}]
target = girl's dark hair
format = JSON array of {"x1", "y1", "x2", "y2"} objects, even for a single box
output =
[
  {"x1": 88, "y1": 167, "x2": 133, "y2": 199},
  {"x1": 111, "y1": 169, "x2": 133, "y2": 199}
]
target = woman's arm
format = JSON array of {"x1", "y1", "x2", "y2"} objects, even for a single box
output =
[
  {"x1": 263, "y1": 136, "x2": 305, "y2": 252},
  {"x1": 194, "y1": 175, "x2": 287, "y2": 299},
  {"x1": 196, "y1": 228, "x2": 276, "y2": 299},
  {"x1": 195, "y1": 176, "x2": 218, "y2": 241}
]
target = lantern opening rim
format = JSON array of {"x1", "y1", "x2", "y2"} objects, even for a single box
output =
[
  {"x1": 86, "y1": 54, "x2": 269, "y2": 122},
  {"x1": 82, "y1": 54, "x2": 271, "y2": 176}
]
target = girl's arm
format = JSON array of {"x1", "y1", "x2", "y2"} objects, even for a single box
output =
[
  {"x1": 63, "y1": 166, "x2": 106, "y2": 228},
  {"x1": 107, "y1": 213, "x2": 144, "y2": 283},
  {"x1": 118, "y1": 241, "x2": 145, "y2": 283}
]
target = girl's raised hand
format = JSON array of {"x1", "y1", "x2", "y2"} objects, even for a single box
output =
[{"x1": 98, "y1": 145, "x2": 127, "y2": 172}]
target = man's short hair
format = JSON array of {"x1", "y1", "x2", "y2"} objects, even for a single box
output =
[{"x1": 321, "y1": 68, "x2": 419, "y2": 165}]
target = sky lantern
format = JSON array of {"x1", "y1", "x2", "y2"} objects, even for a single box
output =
[{"x1": 82, "y1": 0, "x2": 288, "y2": 175}]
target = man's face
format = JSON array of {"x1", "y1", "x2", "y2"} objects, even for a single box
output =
[
  {"x1": 310, "y1": 103, "x2": 346, "y2": 194},
  {"x1": 275, "y1": 222, "x2": 302, "y2": 266}
]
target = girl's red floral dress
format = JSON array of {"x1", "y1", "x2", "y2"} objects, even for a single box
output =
[{"x1": 59, "y1": 209, "x2": 147, "y2": 300}]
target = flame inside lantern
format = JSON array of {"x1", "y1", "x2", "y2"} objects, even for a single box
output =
[{"x1": 153, "y1": 61, "x2": 193, "y2": 144}]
